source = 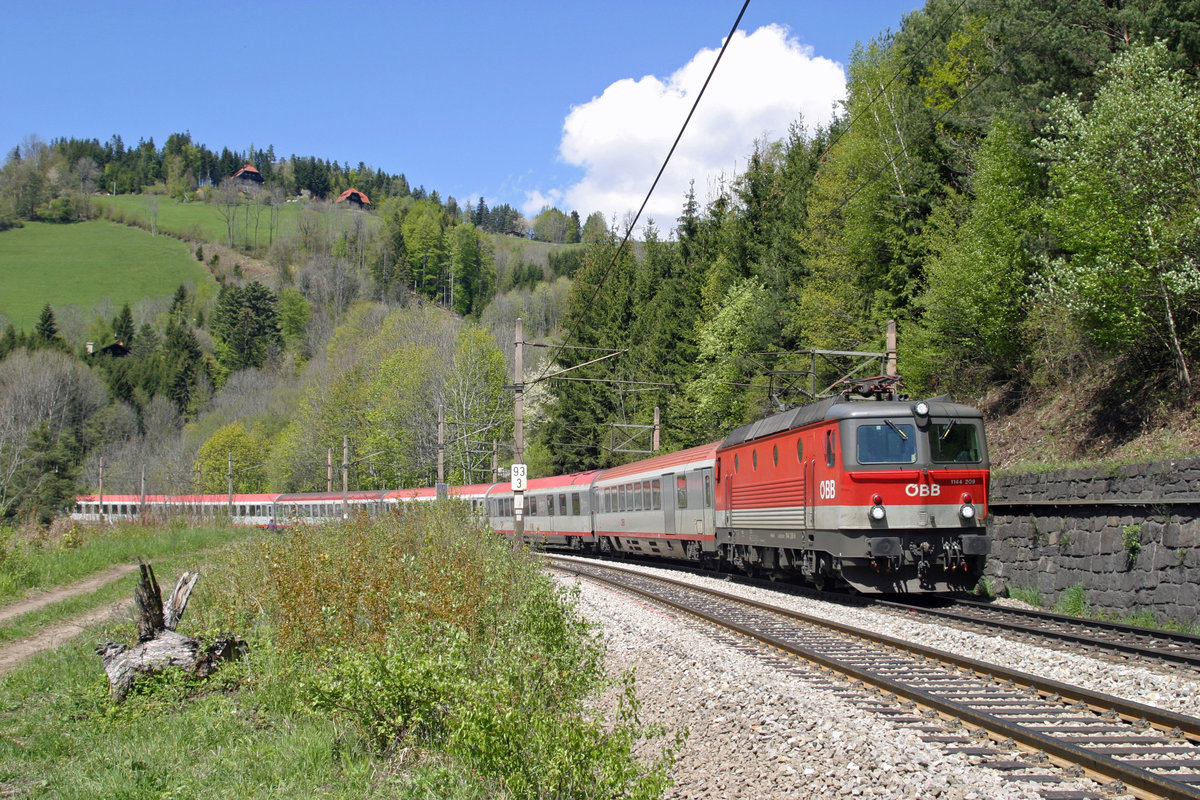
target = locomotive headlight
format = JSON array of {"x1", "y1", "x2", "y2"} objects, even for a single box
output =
[
  {"x1": 869, "y1": 494, "x2": 886, "y2": 522},
  {"x1": 959, "y1": 493, "x2": 976, "y2": 520}
]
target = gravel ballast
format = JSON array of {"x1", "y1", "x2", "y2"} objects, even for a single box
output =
[{"x1": 552, "y1": 559, "x2": 1172, "y2": 799}]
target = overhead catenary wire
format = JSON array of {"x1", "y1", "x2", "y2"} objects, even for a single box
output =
[{"x1": 530, "y1": 0, "x2": 750, "y2": 388}]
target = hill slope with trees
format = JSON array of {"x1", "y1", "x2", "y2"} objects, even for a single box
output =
[{"x1": 2, "y1": 0, "x2": 1200, "y2": 526}]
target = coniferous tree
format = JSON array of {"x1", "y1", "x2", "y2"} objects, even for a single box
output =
[{"x1": 112, "y1": 303, "x2": 135, "y2": 347}]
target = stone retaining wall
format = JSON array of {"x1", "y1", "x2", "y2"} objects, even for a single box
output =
[{"x1": 986, "y1": 457, "x2": 1200, "y2": 625}]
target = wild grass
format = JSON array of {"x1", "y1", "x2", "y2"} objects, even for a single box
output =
[
  {"x1": 1053, "y1": 584, "x2": 1088, "y2": 616},
  {"x1": 0, "y1": 504, "x2": 678, "y2": 799},
  {"x1": 0, "y1": 220, "x2": 211, "y2": 329},
  {"x1": 0, "y1": 519, "x2": 248, "y2": 604},
  {"x1": 1006, "y1": 585, "x2": 1043, "y2": 607}
]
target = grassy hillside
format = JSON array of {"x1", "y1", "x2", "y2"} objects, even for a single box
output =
[
  {"x1": 92, "y1": 194, "x2": 377, "y2": 247},
  {"x1": 0, "y1": 221, "x2": 213, "y2": 329}
]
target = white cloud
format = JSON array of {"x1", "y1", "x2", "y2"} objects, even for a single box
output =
[{"x1": 539, "y1": 23, "x2": 845, "y2": 235}]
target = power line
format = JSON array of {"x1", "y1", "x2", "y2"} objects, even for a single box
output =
[{"x1": 532, "y1": 0, "x2": 750, "y2": 387}]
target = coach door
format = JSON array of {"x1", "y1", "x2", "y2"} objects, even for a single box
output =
[
  {"x1": 674, "y1": 473, "x2": 689, "y2": 534},
  {"x1": 662, "y1": 473, "x2": 675, "y2": 536}
]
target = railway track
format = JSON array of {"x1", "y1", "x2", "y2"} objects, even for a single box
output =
[
  {"x1": 547, "y1": 555, "x2": 1200, "y2": 800},
  {"x1": 880, "y1": 598, "x2": 1200, "y2": 671}
]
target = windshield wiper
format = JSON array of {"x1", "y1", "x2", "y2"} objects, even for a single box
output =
[
  {"x1": 940, "y1": 418, "x2": 957, "y2": 440},
  {"x1": 885, "y1": 419, "x2": 909, "y2": 440}
]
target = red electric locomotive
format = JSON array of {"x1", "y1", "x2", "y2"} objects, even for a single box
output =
[{"x1": 711, "y1": 391, "x2": 989, "y2": 592}]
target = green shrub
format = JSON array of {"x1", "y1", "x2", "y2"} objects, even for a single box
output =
[
  {"x1": 194, "y1": 503, "x2": 680, "y2": 798},
  {"x1": 1054, "y1": 584, "x2": 1088, "y2": 617},
  {"x1": 1122, "y1": 523, "x2": 1142, "y2": 566}
]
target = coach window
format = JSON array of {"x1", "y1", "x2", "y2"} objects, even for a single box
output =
[
  {"x1": 632, "y1": 482, "x2": 642, "y2": 511},
  {"x1": 572, "y1": 493, "x2": 581, "y2": 516},
  {"x1": 676, "y1": 475, "x2": 688, "y2": 509},
  {"x1": 651, "y1": 479, "x2": 662, "y2": 510}
]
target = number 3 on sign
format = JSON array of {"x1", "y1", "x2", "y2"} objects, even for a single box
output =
[
  {"x1": 511, "y1": 463, "x2": 528, "y2": 492},
  {"x1": 818, "y1": 479, "x2": 836, "y2": 500}
]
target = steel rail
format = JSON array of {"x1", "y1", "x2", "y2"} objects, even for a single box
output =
[
  {"x1": 876, "y1": 597, "x2": 1200, "y2": 669},
  {"x1": 548, "y1": 556, "x2": 1200, "y2": 800}
]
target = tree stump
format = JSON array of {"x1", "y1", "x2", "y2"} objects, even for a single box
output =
[{"x1": 97, "y1": 561, "x2": 245, "y2": 702}]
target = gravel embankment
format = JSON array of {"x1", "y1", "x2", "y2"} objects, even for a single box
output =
[{"x1": 553, "y1": 559, "x2": 1170, "y2": 799}]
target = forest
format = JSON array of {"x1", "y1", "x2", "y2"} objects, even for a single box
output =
[{"x1": 1, "y1": 0, "x2": 1200, "y2": 524}]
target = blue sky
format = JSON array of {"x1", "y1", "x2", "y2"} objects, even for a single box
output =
[{"x1": 3, "y1": 1, "x2": 921, "y2": 229}]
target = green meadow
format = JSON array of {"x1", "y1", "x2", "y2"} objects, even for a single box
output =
[
  {"x1": 92, "y1": 194, "x2": 378, "y2": 246},
  {"x1": 0, "y1": 221, "x2": 213, "y2": 330}
]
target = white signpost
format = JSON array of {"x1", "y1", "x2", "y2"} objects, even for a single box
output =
[{"x1": 511, "y1": 463, "x2": 527, "y2": 492}]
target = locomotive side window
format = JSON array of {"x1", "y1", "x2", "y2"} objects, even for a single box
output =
[
  {"x1": 734, "y1": 454, "x2": 740, "y2": 473},
  {"x1": 703, "y1": 472, "x2": 713, "y2": 508},
  {"x1": 857, "y1": 423, "x2": 917, "y2": 464},
  {"x1": 773, "y1": 444, "x2": 779, "y2": 466},
  {"x1": 752, "y1": 450, "x2": 758, "y2": 470},
  {"x1": 930, "y1": 421, "x2": 982, "y2": 463},
  {"x1": 825, "y1": 431, "x2": 836, "y2": 467},
  {"x1": 797, "y1": 438, "x2": 803, "y2": 461}
]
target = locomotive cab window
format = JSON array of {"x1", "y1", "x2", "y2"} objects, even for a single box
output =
[
  {"x1": 929, "y1": 420, "x2": 982, "y2": 463},
  {"x1": 856, "y1": 422, "x2": 917, "y2": 465}
]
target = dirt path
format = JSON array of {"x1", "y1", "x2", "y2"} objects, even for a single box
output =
[{"x1": 0, "y1": 564, "x2": 140, "y2": 674}]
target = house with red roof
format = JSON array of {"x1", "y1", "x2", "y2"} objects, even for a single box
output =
[
  {"x1": 232, "y1": 165, "x2": 264, "y2": 185},
  {"x1": 335, "y1": 188, "x2": 371, "y2": 208}
]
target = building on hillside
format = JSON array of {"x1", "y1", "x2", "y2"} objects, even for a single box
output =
[
  {"x1": 335, "y1": 188, "x2": 371, "y2": 209},
  {"x1": 232, "y1": 165, "x2": 264, "y2": 185},
  {"x1": 86, "y1": 341, "x2": 131, "y2": 358}
]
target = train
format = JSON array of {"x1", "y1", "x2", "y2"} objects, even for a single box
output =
[{"x1": 73, "y1": 383, "x2": 990, "y2": 593}]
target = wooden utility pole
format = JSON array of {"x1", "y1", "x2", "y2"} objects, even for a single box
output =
[
  {"x1": 327, "y1": 448, "x2": 333, "y2": 492},
  {"x1": 139, "y1": 464, "x2": 146, "y2": 516},
  {"x1": 492, "y1": 440, "x2": 498, "y2": 483},
  {"x1": 227, "y1": 452, "x2": 234, "y2": 514},
  {"x1": 98, "y1": 456, "x2": 104, "y2": 522},
  {"x1": 513, "y1": 318, "x2": 524, "y2": 544},
  {"x1": 653, "y1": 406, "x2": 661, "y2": 452},
  {"x1": 438, "y1": 405, "x2": 444, "y2": 484},
  {"x1": 886, "y1": 319, "x2": 898, "y2": 377},
  {"x1": 342, "y1": 436, "x2": 348, "y2": 519}
]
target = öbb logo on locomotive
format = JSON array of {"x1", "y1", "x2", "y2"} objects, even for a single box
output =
[{"x1": 74, "y1": 385, "x2": 990, "y2": 595}]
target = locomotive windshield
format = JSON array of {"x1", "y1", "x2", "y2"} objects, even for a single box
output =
[
  {"x1": 929, "y1": 420, "x2": 982, "y2": 463},
  {"x1": 856, "y1": 422, "x2": 917, "y2": 464}
]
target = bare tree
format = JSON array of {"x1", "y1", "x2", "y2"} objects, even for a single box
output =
[{"x1": 215, "y1": 181, "x2": 241, "y2": 248}]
